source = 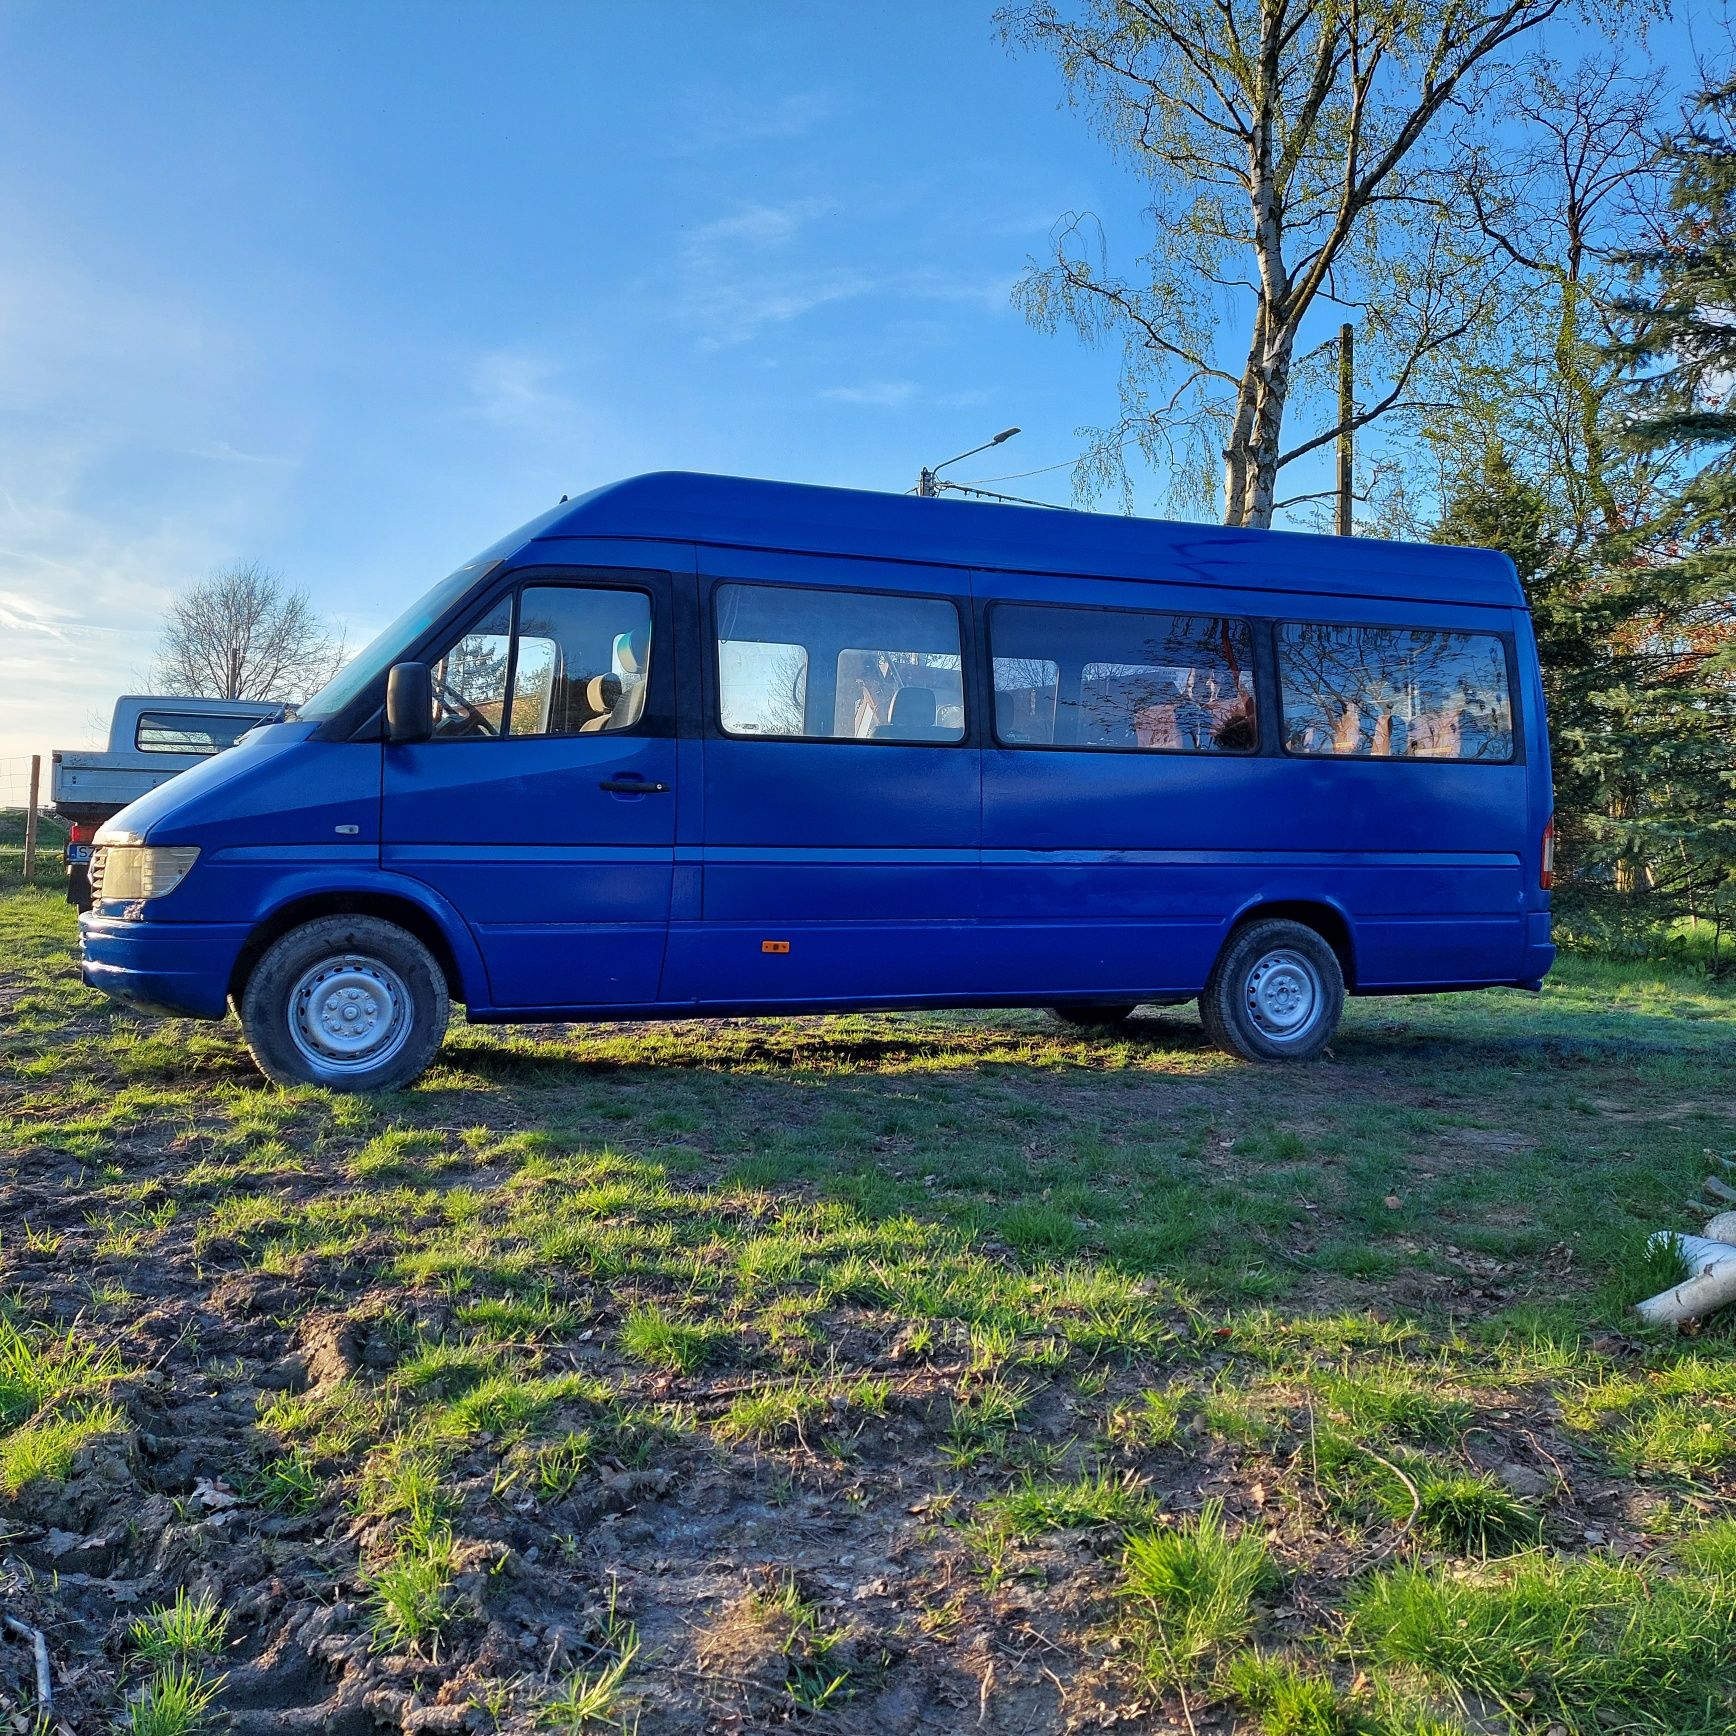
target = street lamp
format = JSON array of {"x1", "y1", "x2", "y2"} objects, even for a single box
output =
[{"x1": 917, "y1": 427, "x2": 1020, "y2": 497}]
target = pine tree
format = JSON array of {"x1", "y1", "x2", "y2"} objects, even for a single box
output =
[{"x1": 1602, "y1": 76, "x2": 1736, "y2": 954}]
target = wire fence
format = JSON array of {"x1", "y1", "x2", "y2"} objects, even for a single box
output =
[{"x1": 0, "y1": 754, "x2": 68, "y2": 886}]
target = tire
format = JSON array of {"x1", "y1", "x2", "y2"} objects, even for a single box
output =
[
  {"x1": 1049, "y1": 1003, "x2": 1140, "y2": 1028},
  {"x1": 238, "y1": 915, "x2": 449, "y2": 1092},
  {"x1": 1199, "y1": 918, "x2": 1343, "y2": 1062}
]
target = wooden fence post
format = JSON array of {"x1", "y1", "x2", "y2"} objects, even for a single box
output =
[{"x1": 22, "y1": 755, "x2": 40, "y2": 883}]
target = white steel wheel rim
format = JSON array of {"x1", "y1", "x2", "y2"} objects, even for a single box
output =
[
  {"x1": 1244, "y1": 948, "x2": 1321, "y2": 1042},
  {"x1": 287, "y1": 953, "x2": 413, "y2": 1075}
]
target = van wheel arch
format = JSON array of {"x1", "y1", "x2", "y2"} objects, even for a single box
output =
[
  {"x1": 229, "y1": 895, "x2": 466, "y2": 1007},
  {"x1": 1230, "y1": 900, "x2": 1356, "y2": 991}
]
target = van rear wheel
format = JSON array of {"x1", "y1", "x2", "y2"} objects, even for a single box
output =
[
  {"x1": 1200, "y1": 918, "x2": 1343, "y2": 1062},
  {"x1": 1049, "y1": 1003, "x2": 1139, "y2": 1028},
  {"x1": 239, "y1": 915, "x2": 449, "y2": 1092}
]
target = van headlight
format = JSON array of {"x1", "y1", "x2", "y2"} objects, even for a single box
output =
[{"x1": 92, "y1": 845, "x2": 200, "y2": 902}]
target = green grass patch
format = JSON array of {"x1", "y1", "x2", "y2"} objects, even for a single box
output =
[
  {"x1": 1349, "y1": 1526, "x2": 1736, "y2": 1734},
  {"x1": 982, "y1": 1470, "x2": 1156, "y2": 1537},
  {"x1": 1118, "y1": 1501, "x2": 1276, "y2": 1689},
  {"x1": 618, "y1": 1303, "x2": 733, "y2": 1374}
]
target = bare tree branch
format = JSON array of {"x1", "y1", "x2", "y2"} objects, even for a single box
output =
[{"x1": 154, "y1": 562, "x2": 346, "y2": 704}]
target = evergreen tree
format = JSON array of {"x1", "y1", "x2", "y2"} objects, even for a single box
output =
[{"x1": 1601, "y1": 75, "x2": 1736, "y2": 951}]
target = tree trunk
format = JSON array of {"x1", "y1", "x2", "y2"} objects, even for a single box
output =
[
  {"x1": 1221, "y1": 319, "x2": 1267, "y2": 526},
  {"x1": 1228, "y1": 326, "x2": 1296, "y2": 529}
]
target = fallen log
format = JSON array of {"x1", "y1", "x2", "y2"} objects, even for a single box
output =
[
  {"x1": 1705, "y1": 1211, "x2": 1736, "y2": 1245},
  {"x1": 1635, "y1": 1232, "x2": 1736, "y2": 1328}
]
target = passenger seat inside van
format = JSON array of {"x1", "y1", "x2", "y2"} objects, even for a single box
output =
[
  {"x1": 875, "y1": 686, "x2": 953, "y2": 742},
  {"x1": 578, "y1": 675, "x2": 623, "y2": 732}
]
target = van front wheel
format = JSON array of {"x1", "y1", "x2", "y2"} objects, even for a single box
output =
[
  {"x1": 1200, "y1": 919, "x2": 1343, "y2": 1062},
  {"x1": 239, "y1": 915, "x2": 449, "y2": 1092}
]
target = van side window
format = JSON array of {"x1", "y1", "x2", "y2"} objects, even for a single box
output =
[
  {"x1": 427, "y1": 587, "x2": 653, "y2": 740},
  {"x1": 715, "y1": 583, "x2": 965, "y2": 743},
  {"x1": 1278, "y1": 624, "x2": 1514, "y2": 761},
  {"x1": 990, "y1": 605, "x2": 1256, "y2": 752},
  {"x1": 509, "y1": 587, "x2": 652, "y2": 737}
]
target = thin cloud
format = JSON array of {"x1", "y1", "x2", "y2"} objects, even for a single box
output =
[
  {"x1": 820, "y1": 381, "x2": 992, "y2": 411},
  {"x1": 822, "y1": 381, "x2": 920, "y2": 408},
  {"x1": 192, "y1": 440, "x2": 297, "y2": 468},
  {"x1": 670, "y1": 89, "x2": 836, "y2": 154},
  {"x1": 679, "y1": 200, "x2": 1013, "y2": 349},
  {"x1": 466, "y1": 349, "x2": 572, "y2": 428}
]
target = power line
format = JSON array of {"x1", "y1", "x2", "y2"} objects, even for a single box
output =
[
  {"x1": 972, "y1": 430, "x2": 1146, "y2": 486},
  {"x1": 935, "y1": 482, "x2": 1068, "y2": 510}
]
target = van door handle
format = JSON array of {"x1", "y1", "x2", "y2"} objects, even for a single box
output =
[{"x1": 598, "y1": 776, "x2": 670, "y2": 794}]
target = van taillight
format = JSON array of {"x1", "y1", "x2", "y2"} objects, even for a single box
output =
[
  {"x1": 1540, "y1": 818, "x2": 1555, "y2": 891},
  {"x1": 68, "y1": 822, "x2": 93, "y2": 845}
]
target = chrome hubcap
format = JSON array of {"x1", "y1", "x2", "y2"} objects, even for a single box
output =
[
  {"x1": 288, "y1": 954, "x2": 412, "y2": 1074},
  {"x1": 1245, "y1": 949, "x2": 1320, "y2": 1041}
]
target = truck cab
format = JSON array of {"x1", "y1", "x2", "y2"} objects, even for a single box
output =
[{"x1": 54, "y1": 696, "x2": 282, "y2": 908}]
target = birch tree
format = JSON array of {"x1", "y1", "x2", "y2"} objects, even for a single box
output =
[
  {"x1": 1002, "y1": 0, "x2": 1629, "y2": 528},
  {"x1": 1457, "y1": 55, "x2": 1670, "y2": 545}
]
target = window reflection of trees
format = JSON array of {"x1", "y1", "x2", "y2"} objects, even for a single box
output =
[
  {"x1": 1279, "y1": 626, "x2": 1512, "y2": 761},
  {"x1": 992, "y1": 608, "x2": 1255, "y2": 752}
]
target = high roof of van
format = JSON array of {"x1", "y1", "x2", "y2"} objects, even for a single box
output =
[{"x1": 519, "y1": 471, "x2": 1527, "y2": 610}]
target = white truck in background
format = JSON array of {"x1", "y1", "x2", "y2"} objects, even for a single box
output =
[{"x1": 52, "y1": 695, "x2": 282, "y2": 908}]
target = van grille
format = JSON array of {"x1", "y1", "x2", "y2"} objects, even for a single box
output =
[{"x1": 87, "y1": 848, "x2": 107, "y2": 900}]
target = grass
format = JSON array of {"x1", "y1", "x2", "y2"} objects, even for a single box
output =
[
  {"x1": 1412, "y1": 1472, "x2": 1540, "y2": 1554},
  {"x1": 124, "y1": 1662, "x2": 224, "y2": 1736},
  {"x1": 0, "y1": 1399, "x2": 127, "y2": 1495},
  {"x1": 130, "y1": 1591, "x2": 230, "y2": 1665},
  {"x1": 617, "y1": 1303, "x2": 731, "y2": 1373},
  {"x1": 1, "y1": 872, "x2": 1735, "y2": 1730},
  {"x1": 981, "y1": 1469, "x2": 1156, "y2": 1536},
  {"x1": 1348, "y1": 1524, "x2": 1736, "y2": 1735},
  {"x1": 1222, "y1": 1652, "x2": 1377, "y2": 1736},
  {"x1": 1118, "y1": 1501, "x2": 1277, "y2": 1687}
]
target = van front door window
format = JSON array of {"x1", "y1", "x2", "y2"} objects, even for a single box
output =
[{"x1": 426, "y1": 587, "x2": 654, "y2": 741}]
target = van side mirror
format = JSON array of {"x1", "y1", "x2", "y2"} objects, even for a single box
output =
[{"x1": 386, "y1": 662, "x2": 433, "y2": 744}]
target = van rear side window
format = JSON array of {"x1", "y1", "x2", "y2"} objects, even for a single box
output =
[
  {"x1": 134, "y1": 712, "x2": 259, "y2": 755},
  {"x1": 990, "y1": 604, "x2": 1256, "y2": 752},
  {"x1": 1278, "y1": 624, "x2": 1514, "y2": 761},
  {"x1": 715, "y1": 583, "x2": 965, "y2": 743}
]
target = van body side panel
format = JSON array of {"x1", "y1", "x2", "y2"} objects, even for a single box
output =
[
  {"x1": 975, "y1": 571, "x2": 1530, "y2": 996},
  {"x1": 380, "y1": 553, "x2": 687, "y2": 1009},
  {"x1": 660, "y1": 548, "x2": 983, "y2": 1004}
]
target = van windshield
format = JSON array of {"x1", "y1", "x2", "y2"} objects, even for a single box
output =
[{"x1": 295, "y1": 559, "x2": 501, "y2": 721}]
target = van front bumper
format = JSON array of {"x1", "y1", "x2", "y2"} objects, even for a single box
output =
[{"x1": 78, "y1": 914, "x2": 250, "y2": 1020}]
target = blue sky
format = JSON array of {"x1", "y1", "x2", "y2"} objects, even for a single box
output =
[{"x1": 0, "y1": 0, "x2": 1717, "y2": 772}]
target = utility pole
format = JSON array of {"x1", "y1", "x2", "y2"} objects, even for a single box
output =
[
  {"x1": 22, "y1": 754, "x2": 40, "y2": 883},
  {"x1": 1336, "y1": 323, "x2": 1354, "y2": 537},
  {"x1": 917, "y1": 467, "x2": 938, "y2": 498}
]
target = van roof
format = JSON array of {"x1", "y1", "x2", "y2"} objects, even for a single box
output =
[{"x1": 523, "y1": 471, "x2": 1526, "y2": 610}]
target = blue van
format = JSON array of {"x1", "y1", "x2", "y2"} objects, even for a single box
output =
[{"x1": 79, "y1": 473, "x2": 1554, "y2": 1091}]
